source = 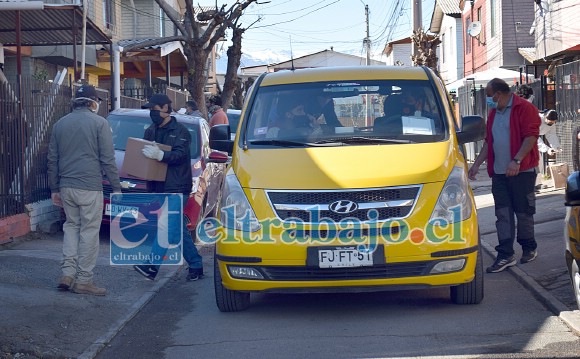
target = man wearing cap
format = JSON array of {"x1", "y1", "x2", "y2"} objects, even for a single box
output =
[
  {"x1": 133, "y1": 93, "x2": 204, "y2": 281},
  {"x1": 48, "y1": 84, "x2": 122, "y2": 296}
]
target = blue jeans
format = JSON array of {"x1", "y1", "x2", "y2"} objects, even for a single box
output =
[{"x1": 149, "y1": 195, "x2": 202, "y2": 272}]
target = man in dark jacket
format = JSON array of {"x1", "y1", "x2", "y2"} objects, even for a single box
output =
[
  {"x1": 133, "y1": 93, "x2": 204, "y2": 281},
  {"x1": 468, "y1": 78, "x2": 541, "y2": 273}
]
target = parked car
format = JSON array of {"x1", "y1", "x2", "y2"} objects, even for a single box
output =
[
  {"x1": 102, "y1": 109, "x2": 227, "y2": 237},
  {"x1": 208, "y1": 66, "x2": 486, "y2": 311},
  {"x1": 226, "y1": 109, "x2": 241, "y2": 140},
  {"x1": 564, "y1": 171, "x2": 580, "y2": 309}
]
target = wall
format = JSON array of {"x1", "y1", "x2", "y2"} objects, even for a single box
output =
[
  {"x1": 439, "y1": 16, "x2": 463, "y2": 83},
  {"x1": 385, "y1": 44, "x2": 412, "y2": 66},
  {"x1": 499, "y1": 0, "x2": 535, "y2": 68},
  {"x1": 536, "y1": 0, "x2": 580, "y2": 58}
]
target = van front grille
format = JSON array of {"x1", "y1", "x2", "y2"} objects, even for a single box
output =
[{"x1": 266, "y1": 186, "x2": 420, "y2": 222}]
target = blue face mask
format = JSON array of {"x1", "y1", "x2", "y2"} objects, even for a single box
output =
[{"x1": 486, "y1": 96, "x2": 498, "y2": 109}]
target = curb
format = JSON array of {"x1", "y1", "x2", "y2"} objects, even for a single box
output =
[
  {"x1": 77, "y1": 265, "x2": 183, "y2": 359},
  {"x1": 479, "y1": 239, "x2": 580, "y2": 335}
]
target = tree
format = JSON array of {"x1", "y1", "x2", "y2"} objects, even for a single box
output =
[
  {"x1": 410, "y1": 28, "x2": 441, "y2": 75},
  {"x1": 121, "y1": 0, "x2": 259, "y2": 118}
]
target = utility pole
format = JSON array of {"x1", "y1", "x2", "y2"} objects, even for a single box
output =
[
  {"x1": 364, "y1": 4, "x2": 370, "y2": 66},
  {"x1": 411, "y1": 0, "x2": 422, "y2": 57},
  {"x1": 362, "y1": 2, "x2": 371, "y2": 125}
]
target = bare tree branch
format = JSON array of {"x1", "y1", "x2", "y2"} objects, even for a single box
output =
[{"x1": 154, "y1": 0, "x2": 187, "y2": 37}]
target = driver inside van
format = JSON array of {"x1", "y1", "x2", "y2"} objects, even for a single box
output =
[{"x1": 266, "y1": 99, "x2": 321, "y2": 139}]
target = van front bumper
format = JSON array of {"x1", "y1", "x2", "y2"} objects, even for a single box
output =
[{"x1": 216, "y1": 250, "x2": 478, "y2": 293}]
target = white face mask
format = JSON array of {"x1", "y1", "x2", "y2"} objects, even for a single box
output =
[{"x1": 526, "y1": 95, "x2": 534, "y2": 103}]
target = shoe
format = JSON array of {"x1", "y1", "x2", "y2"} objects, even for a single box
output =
[
  {"x1": 71, "y1": 282, "x2": 107, "y2": 296},
  {"x1": 186, "y1": 269, "x2": 204, "y2": 281},
  {"x1": 520, "y1": 250, "x2": 538, "y2": 264},
  {"x1": 134, "y1": 265, "x2": 158, "y2": 280},
  {"x1": 486, "y1": 256, "x2": 517, "y2": 273},
  {"x1": 57, "y1": 276, "x2": 74, "y2": 291}
]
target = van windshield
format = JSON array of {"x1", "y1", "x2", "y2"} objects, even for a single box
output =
[{"x1": 243, "y1": 80, "x2": 448, "y2": 147}]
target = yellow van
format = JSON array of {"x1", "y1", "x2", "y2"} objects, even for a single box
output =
[{"x1": 206, "y1": 66, "x2": 486, "y2": 312}]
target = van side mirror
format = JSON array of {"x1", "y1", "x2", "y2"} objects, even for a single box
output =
[
  {"x1": 209, "y1": 124, "x2": 233, "y2": 155},
  {"x1": 565, "y1": 172, "x2": 580, "y2": 206},
  {"x1": 457, "y1": 115, "x2": 485, "y2": 144}
]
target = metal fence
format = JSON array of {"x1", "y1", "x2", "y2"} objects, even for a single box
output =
[
  {"x1": 555, "y1": 60, "x2": 580, "y2": 173},
  {"x1": 122, "y1": 85, "x2": 189, "y2": 110},
  {"x1": 0, "y1": 77, "x2": 75, "y2": 218},
  {"x1": 457, "y1": 85, "x2": 487, "y2": 162}
]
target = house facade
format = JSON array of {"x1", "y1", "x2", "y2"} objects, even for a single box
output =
[
  {"x1": 382, "y1": 38, "x2": 413, "y2": 66},
  {"x1": 429, "y1": 0, "x2": 464, "y2": 86},
  {"x1": 240, "y1": 49, "x2": 386, "y2": 75},
  {"x1": 458, "y1": 0, "x2": 535, "y2": 77}
]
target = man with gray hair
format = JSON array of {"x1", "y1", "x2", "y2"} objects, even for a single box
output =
[
  {"x1": 468, "y1": 78, "x2": 541, "y2": 273},
  {"x1": 48, "y1": 84, "x2": 121, "y2": 296}
]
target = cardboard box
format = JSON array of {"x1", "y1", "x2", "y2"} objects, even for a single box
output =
[
  {"x1": 549, "y1": 162, "x2": 569, "y2": 190},
  {"x1": 122, "y1": 137, "x2": 171, "y2": 181}
]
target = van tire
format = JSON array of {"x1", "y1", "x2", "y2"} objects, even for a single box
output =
[
  {"x1": 450, "y1": 248, "x2": 484, "y2": 304},
  {"x1": 214, "y1": 256, "x2": 250, "y2": 312}
]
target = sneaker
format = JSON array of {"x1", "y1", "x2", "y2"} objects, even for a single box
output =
[
  {"x1": 71, "y1": 282, "x2": 107, "y2": 296},
  {"x1": 57, "y1": 276, "x2": 74, "y2": 291},
  {"x1": 134, "y1": 265, "x2": 158, "y2": 280},
  {"x1": 486, "y1": 256, "x2": 517, "y2": 273},
  {"x1": 186, "y1": 269, "x2": 204, "y2": 281},
  {"x1": 520, "y1": 250, "x2": 538, "y2": 264}
]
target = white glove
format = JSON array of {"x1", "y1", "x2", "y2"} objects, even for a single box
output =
[
  {"x1": 547, "y1": 148, "x2": 556, "y2": 156},
  {"x1": 142, "y1": 144, "x2": 164, "y2": 161}
]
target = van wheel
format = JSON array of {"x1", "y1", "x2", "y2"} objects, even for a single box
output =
[
  {"x1": 214, "y1": 256, "x2": 250, "y2": 312},
  {"x1": 569, "y1": 259, "x2": 580, "y2": 310},
  {"x1": 450, "y1": 249, "x2": 484, "y2": 304}
]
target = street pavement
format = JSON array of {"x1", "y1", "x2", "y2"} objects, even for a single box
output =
[{"x1": 0, "y1": 173, "x2": 579, "y2": 358}]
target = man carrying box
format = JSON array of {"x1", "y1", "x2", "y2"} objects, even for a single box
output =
[{"x1": 133, "y1": 93, "x2": 204, "y2": 281}]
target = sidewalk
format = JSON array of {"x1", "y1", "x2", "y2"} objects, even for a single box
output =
[
  {"x1": 469, "y1": 165, "x2": 580, "y2": 334},
  {"x1": 0, "y1": 230, "x2": 195, "y2": 359}
]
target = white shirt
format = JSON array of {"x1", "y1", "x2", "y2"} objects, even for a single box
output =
[{"x1": 537, "y1": 114, "x2": 560, "y2": 153}]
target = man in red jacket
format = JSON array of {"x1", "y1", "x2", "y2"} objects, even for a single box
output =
[{"x1": 468, "y1": 78, "x2": 541, "y2": 273}]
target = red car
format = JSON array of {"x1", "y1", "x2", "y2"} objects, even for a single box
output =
[{"x1": 102, "y1": 108, "x2": 227, "y2": 236}]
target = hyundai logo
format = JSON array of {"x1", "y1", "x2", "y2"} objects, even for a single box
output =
[{"x1": 328, "y1": 200, "x2": 358, "y2": 214}]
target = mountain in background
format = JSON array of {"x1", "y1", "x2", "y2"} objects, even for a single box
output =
[
  {"x1": 216, "y1": 49, "x2": 293, "y2": 74},
  {"x1": 216, "y1": 48, "x2": 385, "y2": 74}
]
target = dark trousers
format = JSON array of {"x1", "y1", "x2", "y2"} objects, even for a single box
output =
[{"x1": 491, "y1": 172, "x2": 538, "y2": 259}]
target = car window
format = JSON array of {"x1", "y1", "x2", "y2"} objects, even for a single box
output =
[
  {"x1": 108, "y1": 114, "x2": 200, "y2": 159},
  {"x1": 228, "y1": 112, "x2": 241, "y2": 134},
  {"x1": 242, "y1": 79, "x2": 447, "y2": 147}
]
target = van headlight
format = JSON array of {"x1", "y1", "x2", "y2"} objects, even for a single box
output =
[
  {"x1": 429, "y1": 165, "x2": 473, "y2": 224},
  {"x1": 220, "y1": 173, "x2": 261, "y2": 232}
]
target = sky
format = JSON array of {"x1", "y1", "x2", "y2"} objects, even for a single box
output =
[{"x1": 206, "y1": 0, "x2": 437, "y2": 61}]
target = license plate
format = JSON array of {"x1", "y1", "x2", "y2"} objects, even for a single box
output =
[
  {"x1": 318, "y1": 248, "x2": 373, "y2": 268},
  {"x1": 105, "y1": 203, "x2": 139, "y2": 216}
]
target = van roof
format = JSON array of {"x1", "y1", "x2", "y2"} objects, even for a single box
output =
[{"x1": 260, "y1": 66, "x2": 430, "y2": 86}]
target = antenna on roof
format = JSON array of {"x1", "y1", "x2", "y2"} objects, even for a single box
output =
[{"x1": 290, "y1": 36, "x2": 295, "y2": 71}]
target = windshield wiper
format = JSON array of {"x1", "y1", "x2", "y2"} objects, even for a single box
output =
[
  {"x1": 314, "y1": 137, "x2": 414, "y2": 144},
  {"x1": 249, "y1": 139, "x2": 314, "y2": 147}
]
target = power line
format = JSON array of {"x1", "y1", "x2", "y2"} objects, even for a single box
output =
[{"x1": 253, "y1": 0, "x2": 342, "y2": 29}]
